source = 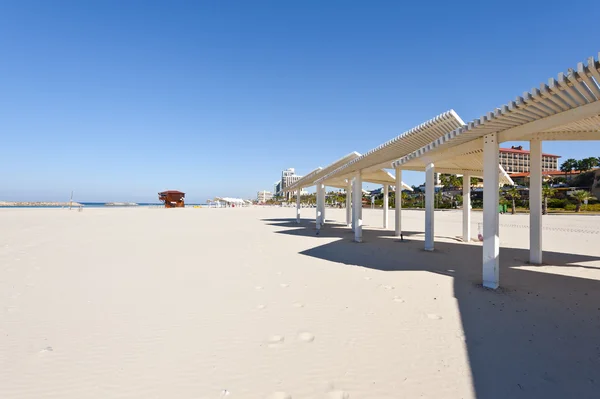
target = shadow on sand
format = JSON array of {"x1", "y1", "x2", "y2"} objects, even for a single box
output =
[{"x1": 262, "y1": 217, "x2": 600, "y2": 399}]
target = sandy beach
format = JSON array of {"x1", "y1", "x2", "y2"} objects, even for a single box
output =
[{"x1": 1, "y1": 206, "x2": 599, "y2": 398}]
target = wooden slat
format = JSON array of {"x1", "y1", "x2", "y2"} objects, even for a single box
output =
[
  {"x1": 482, "y1": 118, "x2": 520, "y2": 129},
  {"x1": 514, "y1": 96, "x2": 550, "y2": 118},
  {"x1": 539, "y1": 84, "x2": 570, "y2": 111},
  {"x1": 586, "y1": 56, "x2": 600, "y2": 96},
  {"x1": 499, "y1": 105, "x2": 529, "y2": 124},
  {"x1": 523, "y1": 91, "x2": 558, "y2": 116},
  {"x1": 560, "y1": 72, "x2": 592, "y2": 103},
  {"x1": 505, "y1": 103, "x2": 536, "y2": 123},
  {"x1": 528, "y1": 89, "x2": 564, "y2": 114},
  {"x1": 575, "y1": 63, "x2": 600, "y2": 100},
  {"x1": 483, "y1": 112, "x2": 520, "y2": 128},
  {"x1": 515, "y1": 105, "x2": 549, "y2": 120},
  {"x1": 592, "y1": 53, "x2": 600, "y2": 75},
  {"x1": 549, "y1": 77, "x2": 579, "y2": 108}
]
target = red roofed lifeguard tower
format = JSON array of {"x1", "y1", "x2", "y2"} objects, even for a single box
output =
[{"x1": 158, "y1": 190, "x2": 185, "y2": 208}]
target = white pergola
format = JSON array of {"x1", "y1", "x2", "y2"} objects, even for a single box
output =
[
  {"x1": 213, "y1": 197, "x2": 249, "y2": 207},
  {"x1": 392, "y1": 54, "x2": 600, "y2": 289},
  {"x1": 284, "y1": 153, "x2": 412, "y2": 231},
  {"x1": 322, "y1": 169, "x2": 413, "y2": 234},
  {"x1": 284, "y1": 152, "x2": 360, "y2": 229},
  {"x1": 316, "y1": 110, "x2": 465, "y2": 242},
  {"x1": 390, "y1": 158, "x2": 514, "y2": 252}
]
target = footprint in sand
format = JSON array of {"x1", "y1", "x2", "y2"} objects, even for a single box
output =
[
  {"x1": 280, "y1": 283, "x2": 289, "y2": 288},
  {"x1": 427, "y1": 314, "x2": 443, "y2": 320},
  {"x1": 328, "y1": 391, "x2": 350, "y2": 399},
  {"x1": 266, "y1": 392, "x2": 291, "y2": 399},
  {"x1": 380, "y1": 284, "x2": 395, "y2": 290},
  {"x1": 393, "y1": 296, "x2": 405, "y2": 303},
  {"x1": 267, "y1": 335, "x2": 285, "y2": 348},
  {"x1": 297, "y1": 332, "x2": 315, "y2": 343},
  {"x1": 39, "y1": 346, "x2": 53, "y2": 353},
  {"x1": 364, "y1": 277, "x2": 372, "y2": 281},
  {"x1": 255, "y1": 286, "x2": 264, "y2": 291},
  {"x1": 292, "y1": 302, "x2": 304, "y2": 308},
  {"x1": 257, "y1": 304, "x2": 267, "y2": 310}
]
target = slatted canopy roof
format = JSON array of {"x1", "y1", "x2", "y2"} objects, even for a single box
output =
[
  {"x1": 285, "y1": 153, "x2": 413, "y2": 192},
  {"x1": 316, "y1": 110, "x2": 466, "y2": 185},
  {"x1": 285, "y1": 166, "x2": 323, "y2": 191},
  {"x1": 393, "y1": 54, "x2": 600, "y2": 172},
  {"x1": 284, "y1": 152, "x2": 361, "y2": 192},
  {"x1": 391, "y1": 148, "x2": 515, "y2": 185},
  {"x1": 324, "y1": 169, "x2": 414, "y2": 191}
]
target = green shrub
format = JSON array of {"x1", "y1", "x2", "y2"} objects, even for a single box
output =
[
  {"x1": 516, "y1": 199, "x2": 528, "y2": 208},
  {"x1": 547, "y1": 198, "x2": 568, "y2": 208},
  {"x1": 581, "y1": 203, "x2": 600, "y2": 211}
]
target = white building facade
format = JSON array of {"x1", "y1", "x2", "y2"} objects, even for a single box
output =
[
  {"x1": 256, "y1": 190, "x2": 274, "y2": 203},
  {"x1": 276, "y1": 168, "x2": 303, "y2": 199}
]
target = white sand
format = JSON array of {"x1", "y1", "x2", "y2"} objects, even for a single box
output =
[{"x1": 1, "y1": 206, "x2": 599, "y2": 398}]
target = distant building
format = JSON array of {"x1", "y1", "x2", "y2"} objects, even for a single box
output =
[
  {"x1": 281, "y1": 168, "x2": 303, "y2": 193},
  {"x1": 501, "y1": 146, "x2": 560, "y2": 174},
  {"x1": 257, "y1": 190, "x2": 274, "y2": 203},
  {"x1": 509, "y1": 169, "x2": 594, "y2": 186},
  {"x1": 276, "y1": 168, "x2": 303, "y2": 199}
]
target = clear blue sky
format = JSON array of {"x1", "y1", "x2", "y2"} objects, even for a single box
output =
[{"x1": 1, "y1": 1, "x2": 599, "y2": 202}]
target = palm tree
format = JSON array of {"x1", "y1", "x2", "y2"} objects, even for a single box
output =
[
  {"x1": 575, "y1": 159, "x2": 592, "y2": 173},
  {"x1": 401, "y1": 191, "x2": 411, "y2": 203},
  {"x1": 542, "y1": 185, "x2": 556, "y2": 215},
  {"x1": 569, "y1": 190, "x2": 593, "y2": 212},
  {"x1": 504, "y1": 186, "x2": 521, "y2": 214},
  {"x1": 560, "y1": 158, "x2": 578, "y2": 178},
  {"x1": 580, "y1": 157, "x2": 599, "y2": 172},
  {"x1": 440, "y1": 174, "x2": 461, "y2": 189}
]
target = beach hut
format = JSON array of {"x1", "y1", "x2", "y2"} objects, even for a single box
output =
[{"x1": 158, "y1": 190, "x2": 185, "y2": 208}]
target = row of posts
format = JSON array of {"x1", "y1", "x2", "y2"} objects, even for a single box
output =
[{"x1": 292, "y1": 136, "x2": 545, "y2": 289}]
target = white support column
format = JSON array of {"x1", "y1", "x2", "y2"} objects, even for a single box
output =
[
  {"x1": 315, "y1": 185, "x2": 320, "y2": 229},
  {"x1": 462, "y1": 172, "x2": 471, "y2": 242},
  {"x1": 346, "y1": 179, "x2": 352, "y2": 227},
  {"x1": 530, "y1": 139, "x2": 543, "y2": 264},
  {"x1": 322, "y1": 186, "x2": 326, "y2": 226},
  {"x1": 483, "y1": 133, "x2": 500, "y2": 289},
  {"x1": 383, "y1": 184, "x2": 389, "y2": 229},
  {"x1": 354, "y1": 171, "x2": 363, "y2": 242},
  {"x1": 296, "y1": 190, "x2": 301, "y2": 223},
  {"x1": 316, "y1": 184, "x2": 324, "y2": 230},
  {"x1": 425, "y1": 163, "x2": 435, "y2": 251},
  {"x1": 351, "y1": 179, "x2": 356, "y2": 232},
  {"x1": 395, "y1": 167, "x2": 402, "y2": 237}
]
